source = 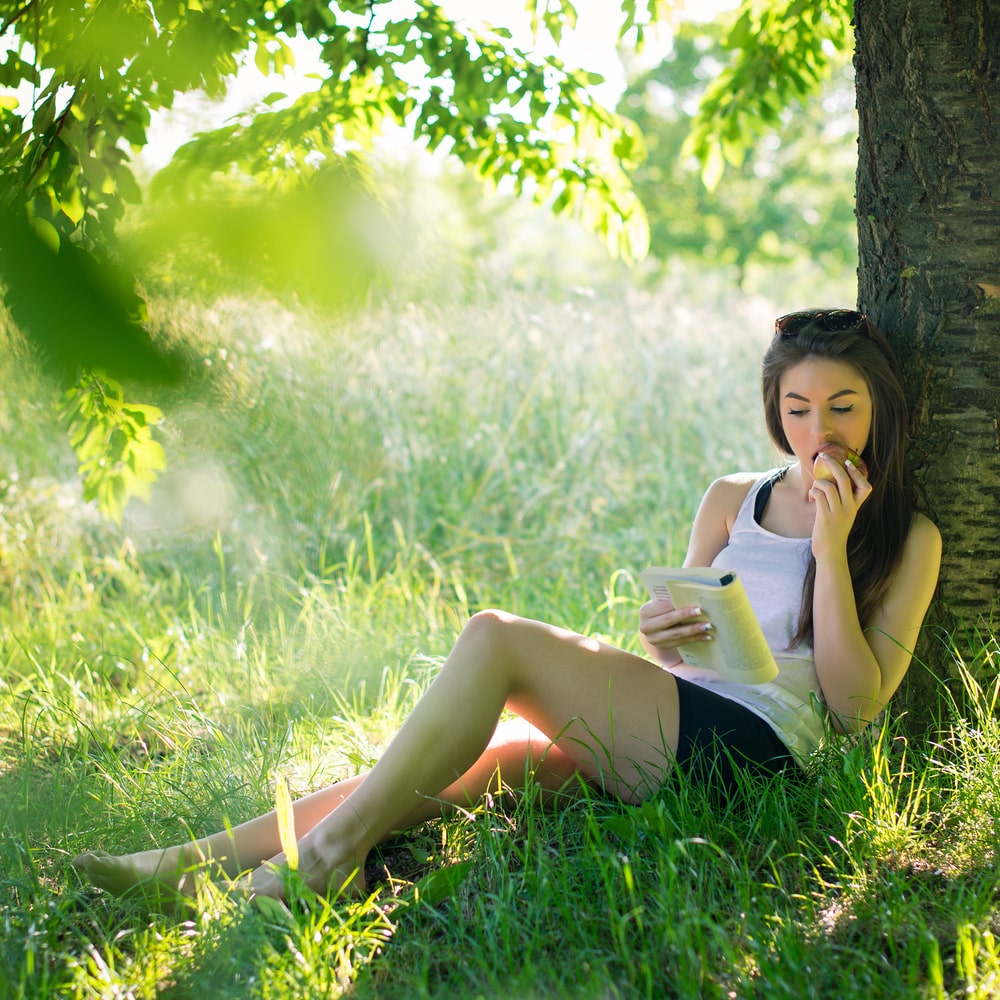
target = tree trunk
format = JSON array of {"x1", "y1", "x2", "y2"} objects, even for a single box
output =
[{"x1": 854, "y1": 0, "x2": 1000, "y2": 727}]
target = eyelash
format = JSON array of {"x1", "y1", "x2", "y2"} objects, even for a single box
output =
[{"x1": 786, "y1": 405, "x2": 856, "y2": 417}]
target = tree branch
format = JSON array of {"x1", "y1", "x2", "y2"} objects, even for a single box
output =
[{"x1": 24, "y1": 89, "x2": 79, "y2": 196}]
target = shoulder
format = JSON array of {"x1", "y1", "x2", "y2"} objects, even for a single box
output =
[
  {"x1": 880, "y1": 512, "x2": 941, "y2": 616},
  {"x1": 698, "y1": 472, "x2": 765, "y2": 519},
  {"x1": 685, "y1": 471, "x2": 768, "y2": 566},
  {"x1": 901, "y1": 512, "x2": 942, "y2": 571},
  {"x1": 712, "y1": 471, "x2": 763, "y2": 489},
  {"x1": 909, "y1": 511, "x2": 941, "y2": 545},
  {"x1": 864, "y1": 511, "x2": 941, "y2": 681}
]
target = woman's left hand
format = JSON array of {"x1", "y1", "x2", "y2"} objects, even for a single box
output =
[{"x1": 808, "y1": 455, "x2": 873, "y2": 558}]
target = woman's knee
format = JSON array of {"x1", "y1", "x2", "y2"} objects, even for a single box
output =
[
  {"x1": 453, "y1": 609, "x2": 529, "y2": 680},
  {"x1": 462, "y1": 608, "x2": 520, "y2": 647}
]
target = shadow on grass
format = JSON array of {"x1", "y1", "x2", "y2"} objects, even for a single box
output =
[{"x1": 5, "y1": 716, "x2": 1000, "y2": 998}]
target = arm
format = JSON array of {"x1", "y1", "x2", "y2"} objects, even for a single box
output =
[
  {"x1": 639, "y1": 474, "x2": 757, "y2": 667},
  {"x1": 810, "y1": 467, "x2": 942, "y2": 730}
]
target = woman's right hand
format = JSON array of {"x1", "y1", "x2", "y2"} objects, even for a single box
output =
[{"x1": 638, "y1": 599, "x2": 713, "y2": 667}]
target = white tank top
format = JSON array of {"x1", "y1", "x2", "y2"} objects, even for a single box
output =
[{"x1": 670, "y1": 470, "x2": 827, "y2": 763}]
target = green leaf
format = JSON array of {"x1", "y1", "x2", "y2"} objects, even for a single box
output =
[
  {"x1": 0, "y1": 206, "x2": 182, "y2": 381},
  {"x1": 684, "y1": 0, "x2": 852, "y2": 188},
  {"x1": 3, "y1": 0, "x2": 660, "y2": 358},
  {"x1": 252, "y1": 895, "x2": 294, "y2": 926},
  {"x1": 273, "y1": 40, "x2": 296, "y2": 74},
  {"x1": 59, "y1": 376, "x2": 168, "y2": 522},
  {"x1": 701, "y1": 143, "x2": 725, "y2": 192},
  {"x1": 116, "y1": 166, "x2": 143, "y2": 205},
  {"x1": 617, "y1": 204, "x2": 650, "y2": 265},
  {"x1": 413, "y1": 862, "x2": 473, "y2": 905},
  {"x1": 29, "y1": 216, "x2": 60, "y2": 253},
  {"x1": 59, "y1": 187, "x2": 86, "y2": 225},
  {"x1": 601, "y1": 814, "x2": 637, "y2": 840},
  {"x1": 254, "y1": 42, "x2": 270, "y2": 75}
]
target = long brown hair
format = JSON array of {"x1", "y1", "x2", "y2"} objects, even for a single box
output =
[{"x1": 761, "y1": 313, "x2": 914, "y2": 646}]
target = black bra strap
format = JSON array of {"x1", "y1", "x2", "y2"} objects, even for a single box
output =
[{"x1": 753, "y1": 468, "x2": 787, "y2": 525}]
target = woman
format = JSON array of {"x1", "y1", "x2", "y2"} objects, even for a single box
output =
[{"x1": 74, "y1": 309, "x2": 942, "y2": 903}]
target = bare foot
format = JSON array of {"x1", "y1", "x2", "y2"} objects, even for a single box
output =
[
  {"x1": 243, "y1": 861, "x2": 366, "y2": 902},
  {"x1": 72, "y1": 847, "x2": 215, "y2": 908},
  {"x1": 242, "y1": 837, "x2": 367, "y2": 902}
]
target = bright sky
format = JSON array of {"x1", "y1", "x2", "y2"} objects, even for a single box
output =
[
  {"x1": 139, "y1": 0, "x2": 741, "y2": 170},
  {"x1": 439, "y1": 0, "x2": 741, "y2": 99}
]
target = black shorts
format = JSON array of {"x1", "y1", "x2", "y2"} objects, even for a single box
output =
[{"x1": 673, "y1": 676, "x2": 802, "y2": 794}]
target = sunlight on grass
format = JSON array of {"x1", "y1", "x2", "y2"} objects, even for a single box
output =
[{"x1": 0, "y1": 260, "x2": 996, "y2": 998}]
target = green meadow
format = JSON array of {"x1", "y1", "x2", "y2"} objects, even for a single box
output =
[{"x1": 2, "y1": 252, "x2": 999, "y2": 998}]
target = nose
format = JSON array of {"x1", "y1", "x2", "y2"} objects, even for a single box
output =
[{"x1": 811, "y1": 410, "x2": 834, "y2": 439}]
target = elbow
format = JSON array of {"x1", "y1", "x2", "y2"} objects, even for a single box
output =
[
  {"x1": 830, "y1": 712, "x2": 872, "y2": 735},
  {"x1": 828, "y1": 695, "x2": 885, "y2": 734}
]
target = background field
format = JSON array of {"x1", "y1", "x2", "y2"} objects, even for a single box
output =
[{"x1": 2, "y1": 237, "x2": 999, "y2": 998}]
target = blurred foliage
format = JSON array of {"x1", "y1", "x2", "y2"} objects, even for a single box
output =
[
  {"x1": 0, "y1": 0, "x2": 655, "y2": 273},
  {"x1": 0, "y1": 0, "x2": 855, "y2": 521},
  {"x1": 0, "y1": 0, "x2": 854, "y2": 328},
  {"x1": 0, "y1": 0, "x2": 660, "y2": 519},
  {"x1": 132, "y1": 156, "x2": 389, "y2": 310},
  {"x1": 621, "y1": 19, "x2": 858, "y2": 284},
  {"x1": 0, "y1": 204, "x2": 183, "y2": 381},
  {"x1": 130, "y1": 152, "x2": 631, "y2": 307}
]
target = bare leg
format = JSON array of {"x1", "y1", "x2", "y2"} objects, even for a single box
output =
[
  {"x1": 71, "y1": 717, "x2": 580, "y2": 899},
  {"x1": 245, "y1": 610, "x2": 681, "y2": 898},
  {"x1": 75, "y1": 611, "x2": 681, "y2": 902}
]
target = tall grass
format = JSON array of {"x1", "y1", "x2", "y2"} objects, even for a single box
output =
[{"x1": 1, "y1": 262, "x2": 997, "y2": 998}]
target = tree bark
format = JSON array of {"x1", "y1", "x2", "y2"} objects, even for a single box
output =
[{"x1": 854, "y1": 0, "x2": 1000, "y2": 725}]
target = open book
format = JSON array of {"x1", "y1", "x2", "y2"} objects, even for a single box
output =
[{"x1": 639, "y1": 567, "x2": 779, "y2": 685}]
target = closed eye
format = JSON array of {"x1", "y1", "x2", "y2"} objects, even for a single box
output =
[{"x1": 787, "y1": 404, "x2": 855, "y2": 417}]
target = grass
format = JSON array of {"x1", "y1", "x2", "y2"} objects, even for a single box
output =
[{"x1": 1, "y1": 258, "x2": 998, "y2": 999}]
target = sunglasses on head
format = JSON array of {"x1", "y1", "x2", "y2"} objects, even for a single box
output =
[{"x1": 774, "y1": 309, "x2": 867, "y2": 338}]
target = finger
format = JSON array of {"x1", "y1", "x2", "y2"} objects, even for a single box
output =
[
  {"x1": 639, "y1": 598, "x2": 675, "y2": 620},
  {"x1": 676, "y1": 621, "x2": 714, "y2": 643},
  {"x1": 644, "y1": 604, "x2": 702, "y2": 628},
  {"x1": 649, "y1": 618, "x2": 713, "y2": 644},
  {"x1": 843, "y1": 458, "x2": 869, "y2": 487},
  {"x1": 844, "y1": 458, "x2": 874, "y2": 501},
  {"x1": 674, "y1": 605, "x2": 704, "y2": 620},
  {"x1": 821, "y1": 453, "x2": 854, "y2": 486},
  {"x1": 815, "y1": 463, "x2": 863, "y2": 506},
  {"x1": 816, "y1": 452, "x2": 848, "y2": 478},
  {"x1": 808, "y1": 480, "x2": 834, "y2": 508},
  {"x1": 666, "y1": 607, "x2": 708, "y2": 632},
  {"x1": 639, "y1": 599, "x2": 673, "y2": 629}
]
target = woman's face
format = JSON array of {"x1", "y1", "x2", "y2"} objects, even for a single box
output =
[{"x1": 778, "y1": 358, "x2": 873, "y2": 479}]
